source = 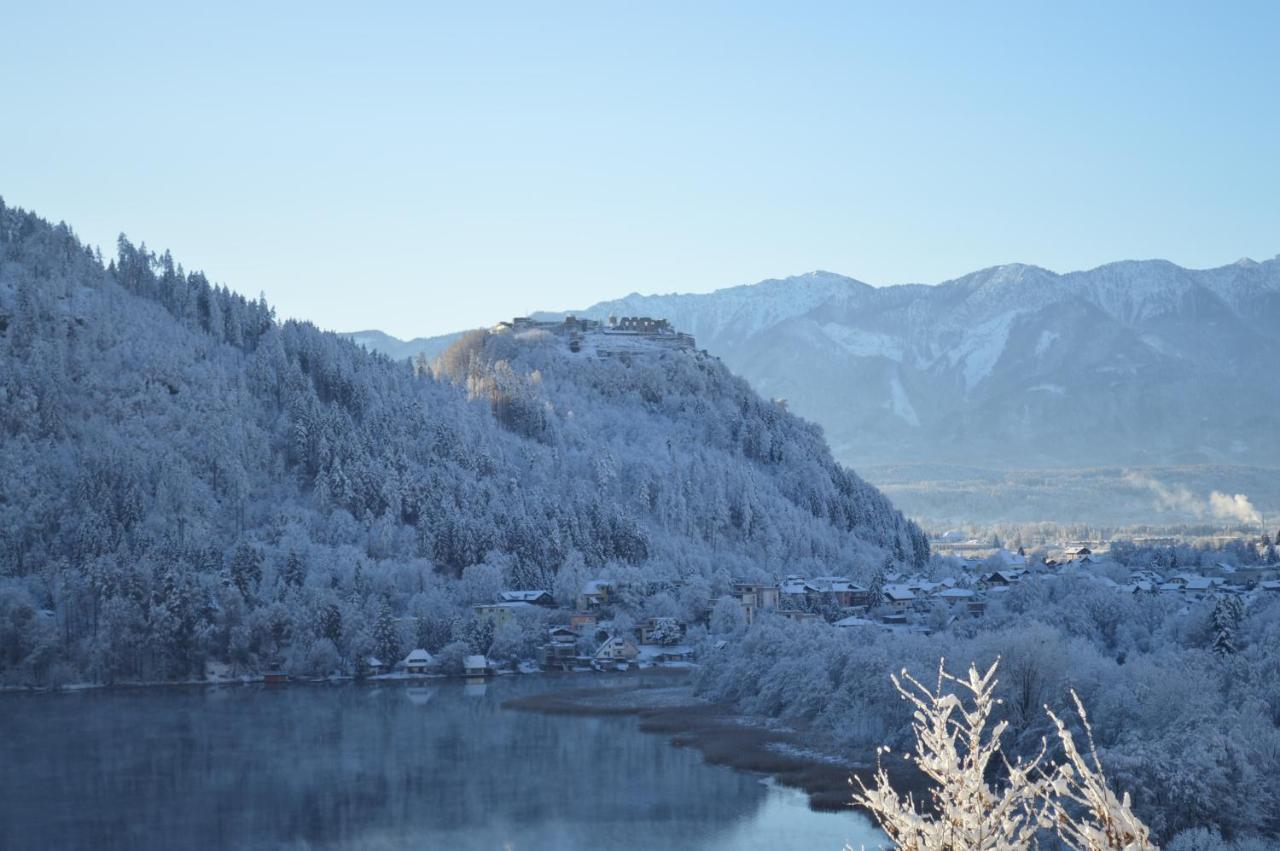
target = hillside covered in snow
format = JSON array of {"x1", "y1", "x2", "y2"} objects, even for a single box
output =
[
  {"x1": 357, "y1": 259, "x2": 1280, "y2": 524},
  {"x1": 0, "y1": 199, "x2": 924, "y2": 683}
]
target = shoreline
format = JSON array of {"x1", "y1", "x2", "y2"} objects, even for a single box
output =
[
  {"x1": 502, "y1": 670, "x2": 927, "y2": 816},
  {"x1": 4, "y1": 667, "x2": 925, "y2": 819}
]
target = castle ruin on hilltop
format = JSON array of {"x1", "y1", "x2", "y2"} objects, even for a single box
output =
[{"x1": 497, "y1": 314, "x2": 697, "y2": 358}]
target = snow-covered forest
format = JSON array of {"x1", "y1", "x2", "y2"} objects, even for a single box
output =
[
  {"x1": 0, "y1": 199, "x2": 925, "y2": 686},
  {"x1": 696, "y1": 568, "x2": 1280, "y2": 846}
]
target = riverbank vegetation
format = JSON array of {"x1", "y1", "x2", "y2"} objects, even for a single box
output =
[{"x1": 697, "y1": 574, "x2": 1280, "y2": 846}]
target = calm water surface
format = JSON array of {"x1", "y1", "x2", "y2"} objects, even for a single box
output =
[{"x1": 0, "y1": 675, "x2": 884, "y2": 850}]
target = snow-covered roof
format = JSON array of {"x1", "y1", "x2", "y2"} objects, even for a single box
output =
[
  {"x1": 637, "y1": 643, "x2": 694, "y2": 660},
  {"x1": 834, "y1": 616, "x2": 877, "y2": 628},
  {"x1": 404, "y1": 649, "x2": 433, "y2": 665},
  {"x1": 477, "y1": 601, "x2": 539, "y2": 611},
  {"x1": 499, "y1": 590, "x2": 551, "y2": 603},
  {"x1": 883, "y1": 584, "x2": 916, "y2": 601},
  {"x1": 936, "y1": 588, "x2": 975, "y2": 598},
  {"x1": 464, "y1": 655, "x2": 488, "y2": 669}
]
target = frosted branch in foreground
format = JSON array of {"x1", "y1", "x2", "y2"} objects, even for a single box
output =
[{"x1": 850, "y1": 659, "x2": 1156, "y2": 851}]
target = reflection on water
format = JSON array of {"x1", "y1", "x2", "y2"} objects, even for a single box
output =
[{"x1": 0, "y1": 675, "x2": 884, "y2": 850}]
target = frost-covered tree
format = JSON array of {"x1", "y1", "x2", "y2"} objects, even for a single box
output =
[
  {"x1": 371, "y1": 600, "x2": 401, "y2": 664},
  {"x1": 1210, "y1": 596, "x2": 1244, "y2": 657},
  {"x1": 852, "y1": 660, "x2": 1155, "y2": 851},
  {"x1": 709, "y1": 596, "x2": 746, "y2": 634}
]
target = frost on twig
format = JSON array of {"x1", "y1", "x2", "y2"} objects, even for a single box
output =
[
  {"x1": 1041, "y1": 692, "x2": 1155, "y2": 851},
  {"x1": 850, "y1": 659, "x2": 1156, "y2": 851}
]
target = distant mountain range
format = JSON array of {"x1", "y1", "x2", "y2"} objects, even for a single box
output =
[
  {"x1": 350, "y1": 257, "x2": 1280, "y2": 525},
  {"x1": 342, "y1": 329, "x2": 459, "y2": 363}
]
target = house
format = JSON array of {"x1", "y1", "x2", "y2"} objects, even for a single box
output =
[
  {"x1": 777, "y1": 609, "x2": 822, "y2": 624},
  {"x1": 403, "y1": 649, "x2": 434, "y2": 674},
  {"x1": 1180, "y1": 577, "x2": 1223, "y2": 596},
  {"x1": 474, "y1": 601, "x2": 539, "y2": 626},
  {"x1": 577, "y1": 580, "x2": 613, "y2": 611},
  {"x1": 883, "y1": 585, "x2": 917, "y2": 609},
  {"x1": 779, "y1": 575, "x2": 809, "y2": 600},
  {"x1": 498, "y1": 589, "x2": 555, "y2": 607},
  {"x1": 731, "y1": 582, "x2": 780, "y2": 624},
  {"x1": 808, "y1": 576, "x2": 872, "y2": 608},
  {"x1": 464, "y1": 655, "x2": 491, "y2": 677},
  {"x1": 263, "y1": 670, "x2": 289, "y2": 684},
  {"x1": 833, "y1": 615, "x2": 877, "y2": 629},
  {"x1": 933, "y1": 587, "x2": 984, "y2": 616},
  {"x1": 569, "y1": 612, "x2": 599, "y2": 632},
  {"x1": 594, "y1": 636, "x2": 639, "y2": 663},
  {"x1": 935, "y1": 587, "x2": 975, "y2": 604},
  {"x1": 1064, "y1": 546, "x2": 1093, "y2": 558},
  {"x1": 547, "y1": 626, "x2": 578, "y2": 645},
  {"x1": 364, "y1": 656, "x2": 388, "y2": 675},
  {"x1": 541, "y1": 629, "x2": 580, "y2": 668},
  {"x1": 653, "y1": 645, "x2": 695, "y2": 664}
]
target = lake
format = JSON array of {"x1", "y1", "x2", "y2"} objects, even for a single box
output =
[{"x1": 0, "y1": 674, "x2": 884, "y2": 850}]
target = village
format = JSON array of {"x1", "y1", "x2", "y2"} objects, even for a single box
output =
[{"x1": 354, "y1": 533, "x2": 1280, "y2": 683}]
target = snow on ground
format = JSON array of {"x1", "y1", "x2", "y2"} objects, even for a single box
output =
[
  {"x1": 887, "y1": 374, "x2": 920, "y2": 426},
  {"x1": 819, "y1": 323, "x2": 905, "y2": 362}
]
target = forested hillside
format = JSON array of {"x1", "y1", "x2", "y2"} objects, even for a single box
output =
[
  {"x1": 0, "y1": 199, "x2": 924, "y2": 684},
  {"x1": 359, "y1": 259, "x2": 1280, "y2": 525}
]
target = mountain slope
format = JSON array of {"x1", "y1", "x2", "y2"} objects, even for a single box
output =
[
  {"x1": 0, "y1": 199, "x2": 924, "y2": 684},
  {"x1": 565, "y1": 260, "x2": 1280, "y2": 473}
]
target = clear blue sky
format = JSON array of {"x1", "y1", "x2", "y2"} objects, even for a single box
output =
[{"x1": 3, "y1": 2, "x2": 1278, "y2": 338}]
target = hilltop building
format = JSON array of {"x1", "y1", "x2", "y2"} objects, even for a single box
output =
[{"x1": 498, "y1": 314, "x2": 697, "y2": 357}]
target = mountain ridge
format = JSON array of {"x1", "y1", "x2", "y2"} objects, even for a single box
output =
[{"x1": 351, "y1": 255, "x2": 1280, "y2": 523}]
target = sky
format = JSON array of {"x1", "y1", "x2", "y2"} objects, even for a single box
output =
[{"x1": 3, "y1": 2, "x2": 1279, "y2": 338}]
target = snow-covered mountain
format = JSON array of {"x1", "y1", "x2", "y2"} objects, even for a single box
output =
[
  {"x1": 341, "y1": 329, "x2": 459, "y2": 363},
  {"x1": 559, "y1": 259, "x2": 1280, "y2": 473}
]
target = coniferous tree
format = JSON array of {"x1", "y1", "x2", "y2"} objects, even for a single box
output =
[
  {"x1": 372, "y1": 600, "x2": 401, "y2": 664},
  {"x1": 228, "y1": 543, "x2": 263, "y2": 599}
]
